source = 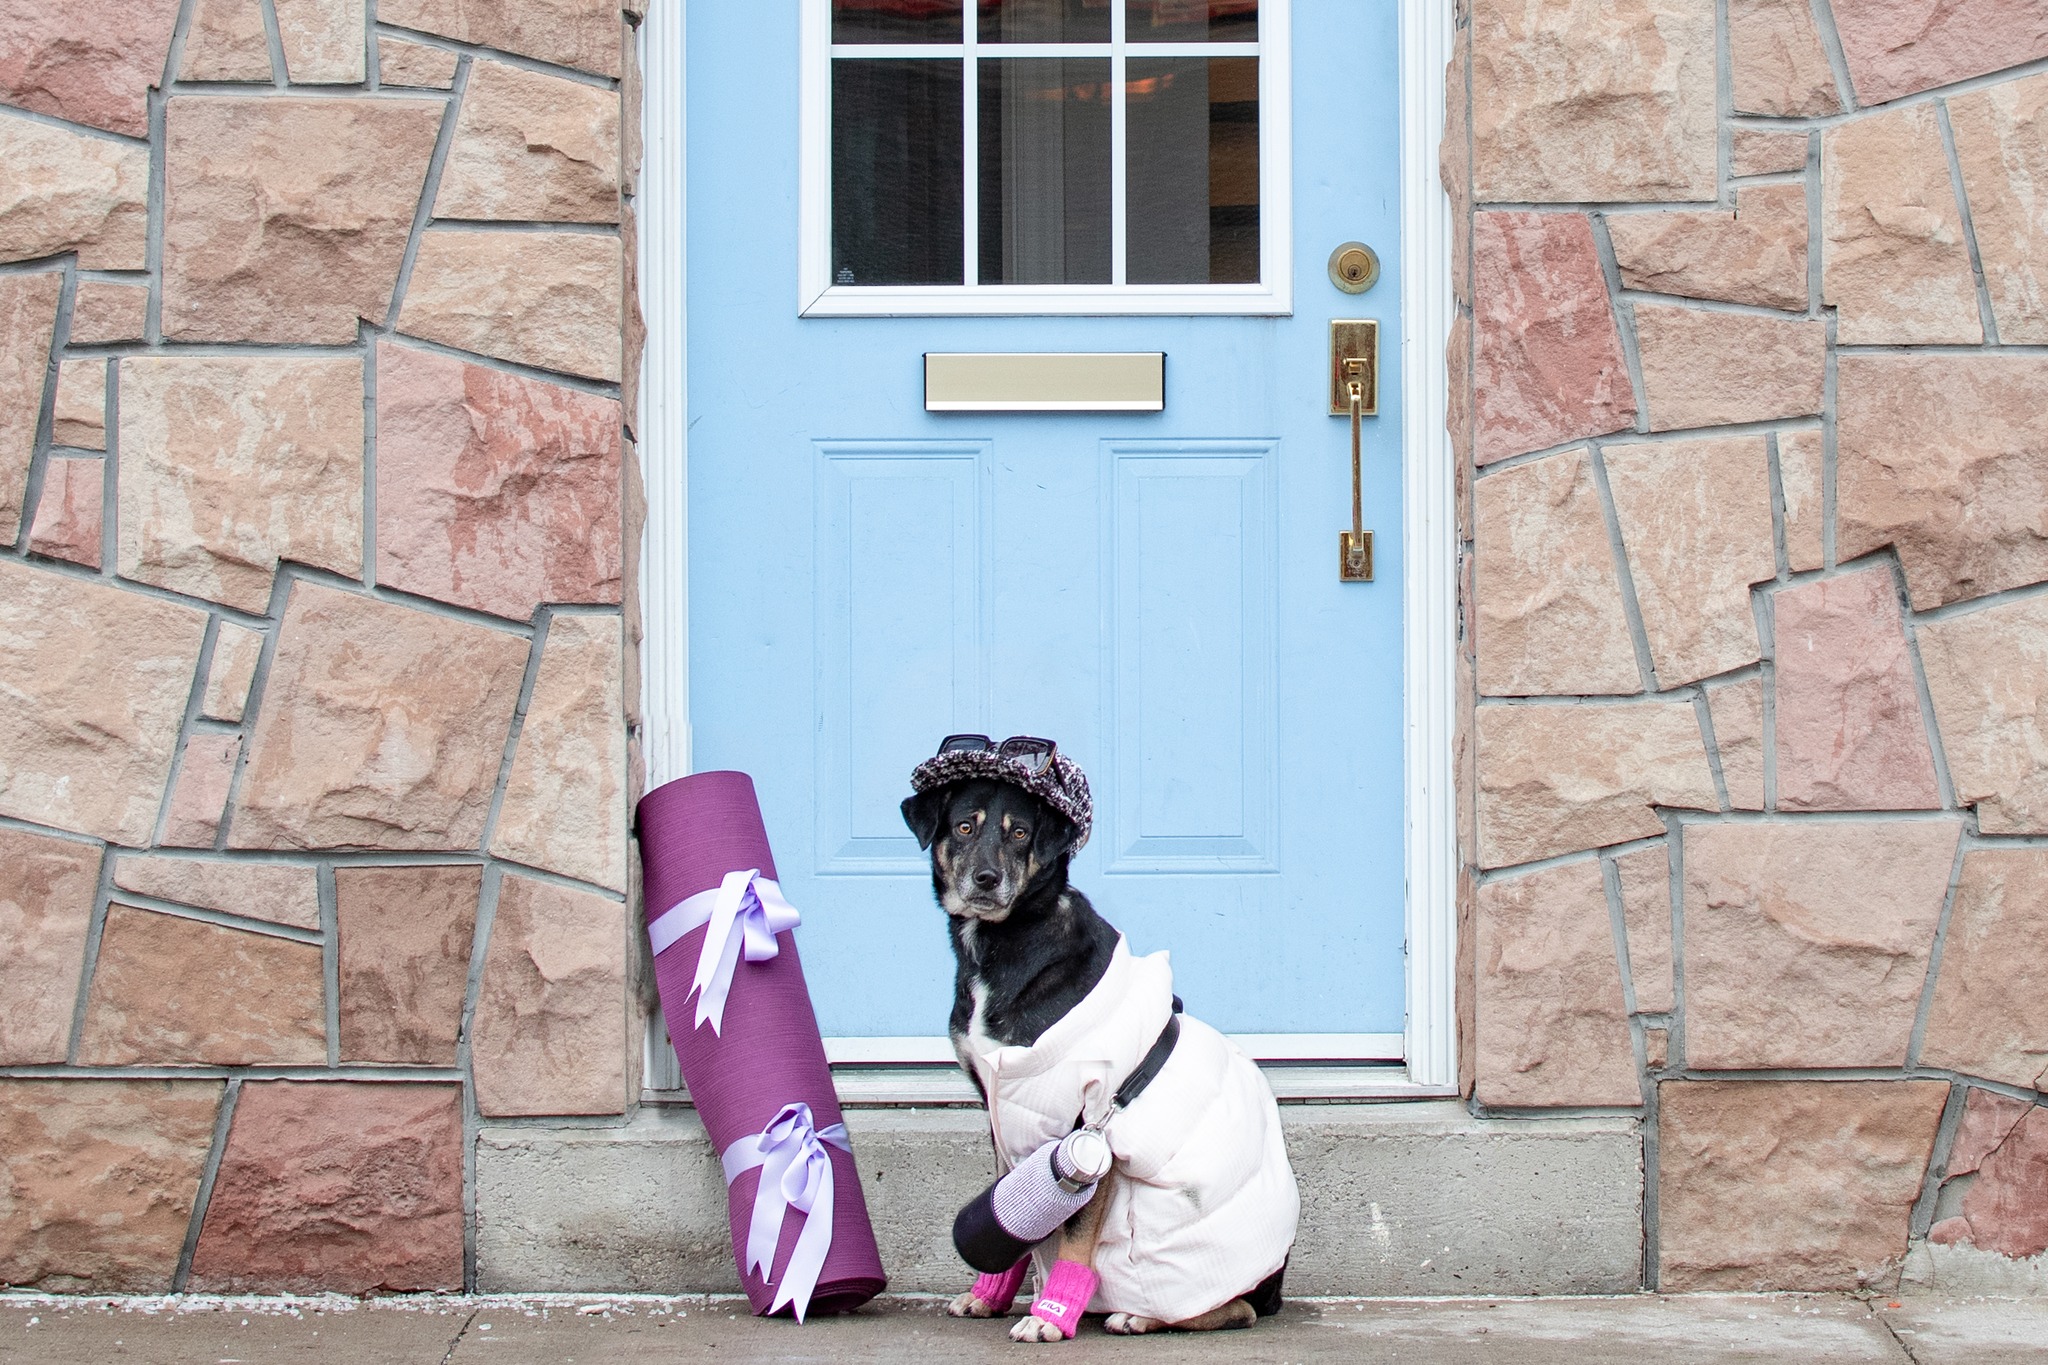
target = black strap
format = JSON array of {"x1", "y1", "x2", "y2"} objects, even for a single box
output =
[{"x1": 1110, "y1": 997, "x2": 1183, "y2": 1113}]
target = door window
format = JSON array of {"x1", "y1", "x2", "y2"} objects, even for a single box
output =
[{"x1": 803, "y1": 0, "x2": 1287, "y2": 313}]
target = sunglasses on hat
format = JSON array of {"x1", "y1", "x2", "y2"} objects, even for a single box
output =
[{"x1": 936, "y1": 733, "x2": 1058, "y2": 777}]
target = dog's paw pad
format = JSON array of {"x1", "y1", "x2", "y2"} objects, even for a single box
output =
[
  {"x1": 1009, "y1": 1314, "x2": 1068, "y2": 1343},
  {"x1": 1104, "y1": 1313, "x2": 1162, "y2": 1335},
  {"x1": 948, "y1": 1291, "x2": 998, "y2": 1319}
]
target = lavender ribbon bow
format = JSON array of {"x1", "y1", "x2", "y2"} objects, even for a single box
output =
[
  {"x1": 720, "y1": 1102, "x2": 852, "y2": 1322},
  {"x1": 645, "y1": 868, "x2": 801, "y2": 1035}
]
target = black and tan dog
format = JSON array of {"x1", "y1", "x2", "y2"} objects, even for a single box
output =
[{"x1": 903, "y1": 757, "x2": 1297, "y2": 1342}]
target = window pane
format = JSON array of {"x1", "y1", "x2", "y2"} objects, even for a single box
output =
[
  {"x1": 1126, "y1": 57, "x2": 1257, "y2": 283},
  {"x1": 979, "y1": 0, "x2": 1112, "y2": 43},
  {"x1": 833, "y1": 60, "x2": 965, "y2": 286},
  {"x1": 832, "y1": 0, "x2": 963, "y2": 43},
  {"x1": 978, "y1": 59, "x2": 1112, "y2": 284},
  {"x1": 1126, "y1": 0, "x2": 1257, "y2": 42}
]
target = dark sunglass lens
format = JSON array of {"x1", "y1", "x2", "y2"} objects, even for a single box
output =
[
  {"x1": 938, "y1": 733, "x2": 991, "y2": 754},
  {"x1": 998, "y1": 738, "x2": 1054, "y2": 773}
]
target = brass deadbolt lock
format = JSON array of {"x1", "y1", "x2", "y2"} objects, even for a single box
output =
[{"x1": 1328, "y1": 241, "x2": 1380, "y2": 295}]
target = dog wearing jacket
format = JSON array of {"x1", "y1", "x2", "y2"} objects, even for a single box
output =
[{"x1": 902, "y1": 744, "x2": 1299, "y2": 1342}]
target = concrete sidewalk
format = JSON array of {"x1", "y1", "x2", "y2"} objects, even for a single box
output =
[{"x1": 3, "y1": 1292, "x2": 2046, "y2": 1364}]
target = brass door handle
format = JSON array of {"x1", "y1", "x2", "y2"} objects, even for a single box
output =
[{"x1": 1329, "y1": 321, "x2": 1378, "y2": 583}]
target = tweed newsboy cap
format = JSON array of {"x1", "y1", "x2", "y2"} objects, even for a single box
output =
[{"x1": 908, "y1": 746, "x2": 1094, "y2": 851}]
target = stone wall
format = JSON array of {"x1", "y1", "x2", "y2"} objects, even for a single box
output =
[
  {"x1": 0, "y1": 0, "x2": 638, "y2": 1292},
  {"x1": 1452, "y1": 0, "x2": 2048, "y2": 1290},
  {"x1": 7, "y1": 0, "x2": 2048, "y2": 1302}
]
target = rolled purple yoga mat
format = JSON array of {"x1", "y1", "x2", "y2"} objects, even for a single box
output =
[{"x1": 637, "y1": 770, "x2": 886, "y2": 1317}]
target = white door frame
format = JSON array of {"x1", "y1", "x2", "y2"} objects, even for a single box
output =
[{"x1": 634, "y1": 0, "x2": 1457, "y2": 1095}]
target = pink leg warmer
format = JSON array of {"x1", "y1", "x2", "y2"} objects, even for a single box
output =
[
  {"x1": 1029, "y1": 1259, "x2": 1100, "y2": 1339},
  {"x1": 970, "y1": 1258, "x2": 1029, "y2": 1314}
]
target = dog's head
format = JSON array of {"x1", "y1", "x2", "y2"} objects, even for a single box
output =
[{"x1": 900, "y1": 778, "x2": 1080, "y2": 922}]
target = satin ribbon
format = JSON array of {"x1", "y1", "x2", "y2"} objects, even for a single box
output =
[
  {"x1": 721, "y1": 1102, "x2": 851, "y2": 1322},
  {"x1": 645, "y1": 868, "x2": 800, "y2": 1035}
]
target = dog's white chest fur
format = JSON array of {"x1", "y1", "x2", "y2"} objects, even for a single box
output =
[{"x1": 953, "y1": 922, "x2": 1007, "y2": 1072}]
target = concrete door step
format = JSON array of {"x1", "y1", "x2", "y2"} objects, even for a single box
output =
[{"x1": 477, "y1": 1101, "x2": 1644, "y2": 1296}]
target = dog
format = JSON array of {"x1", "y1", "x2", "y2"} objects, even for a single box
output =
[{"x1": 902, "y1": 760, "x2": 1298, "y2": 1342}]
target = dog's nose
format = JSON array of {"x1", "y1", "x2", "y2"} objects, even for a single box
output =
[{"x1": 973, "y1": 869, "x2": 1001, "y2": 891}]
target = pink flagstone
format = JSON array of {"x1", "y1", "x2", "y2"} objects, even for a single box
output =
[
  {"x1": 470, "y1": 873, "x2": 626, "y2": 1116},
  {"x1": 0, "y1": 273, "x2": 62, "y2": 545},
  {"x1": 1477, "y1": 701, "x2": 1717, "y2": 868},
  {"x1": 68, "y1": 281, "x2": 148, "y2": 345},
  {"x1": 1607, "y1": 184, "x2": 1810, "y2": 313},
  {"x1": 378, "y1": 0, "x2": 622, "y2": 77},
  {"x1": 1837, "y1": 355, "x2": 2048, "y2": 611},
  {"x1": 1682, "y1": 818, "x2": 1961, "y2": 1069},
  {"x1": 1772, "y1": 567, "x2": 1940, "y2": 811},
  {"x1": 27, "y1": 458, "x2": 104, "y2": 570},
  {"x1": 163, "y1": 98, "x2": 443, "y2": 344},
  {"x1": 189, "y1": 1081, "x2": 464, "y2": 1293},
  {"x1": 1777, "y1": 429, "x2": 1826, "y2": 574},
  {"x1": 1613, "y1": 843, "x2": 1674, "y2": 1013},
  {"x1": 1948, "y1": 1088, "x2": 2035, "y2": 1177},
  {"x1": 1475, "y1": 858, "x2": 1639, "y2": 1108},
  {"x1": 374, "y1": 341, "x2": 623, "y2": 622},
  {"x1": 1822, "y1": 104, "x2": 1983, "y2": 345},
  {"x1": 0, "y1": 119, "x2": 149, "y2": 271},
  {"x1": 228, "y1": 582, "x2": 528, "y2": 851},
  {"x1": 1729, "y1": 0, "x2": 1842, "y2": 116},
  {"x1": 1948, "y1": 72, "x2": 2048, "y2": 344},
  {"x1": 1473, "y1": 447, "x2": 1641, "y2": 696},
  {"x1": 160, "y1": 733, "x2": 241, "y2": 849},
  {"x1": 112, "y1": 855, "x2": 320, "y2": 932},
  {"x1": 336, "y1": 865, "x2": 479, "y2": 1065},
  {"x1": 1829, "y1": 0, "x2": 2048, "y2": 107},
  {"x1": 0, "y1": 828, "x2": 101, "y2": 1065},
  {"x1": 1472, "y1": 212, "x2": 1636, "y2": 465},
  {"x1": 1705, "y1": 677, "x2": 1767, "y2": 811},
  {"x1": 0, "y1": 1079, "x2": 223, "y2": 1293},
  {"x1": 0, "y1": 561, "x2": 208, "y2": 846},
  {"x1": 1471, "y1": 0, "x2": 1717, "y2": 202},
  {"x1": 0, "y1": 0, "x2": 182, "y2": 137},
  {"x1": 1930, "y1": 1103, "x2": 2048, "y2": 1259},
  {"x1": 79, "y1": 905, "x2": 326, "y2": 1066},
  {"x1": 1659, "y1": 1079, "x2": 1949, "y2": 1291},
  {"x1": 1919, "y1": 847, "x2": 2048, "y2": 1090},
  {"x1": 181, "y1": 0, "x2": 274, "y2": 82},
  {"x1": 273, "y1": 0, "x2": 366, "y2": 84}
]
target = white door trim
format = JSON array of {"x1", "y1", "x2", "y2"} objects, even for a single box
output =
[{"x1": 635, "y1": 0, "x2": 1457, "y2": 1096}]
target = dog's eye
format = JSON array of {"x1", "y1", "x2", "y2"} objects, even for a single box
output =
[
  {"x1": 955, "y1": 821, "x2": 974, "y2": 838},
  {"x1": 1011, "y1": 827, "x2": 1029, "y2": 841}
]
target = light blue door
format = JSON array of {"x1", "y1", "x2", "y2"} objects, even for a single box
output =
[{"x1": 687, "y1": 0, "x2": 1404, "y2": 1047}]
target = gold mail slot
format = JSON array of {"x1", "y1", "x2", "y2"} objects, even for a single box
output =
[{"x1": 924, "y1": 352, "x2": 1165, "y2": 413}]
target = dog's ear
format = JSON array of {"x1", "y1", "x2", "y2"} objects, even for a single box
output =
[
  {"x1": 1031, "y1": 806, "x2": 1080, "y2": 866},
  {"x1": 901, "y1": 787, "x2": 951, "y2": 851}
]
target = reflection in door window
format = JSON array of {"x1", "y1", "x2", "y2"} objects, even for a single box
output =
[
  {"x1": 979, "y1": 59, "x2": 1112, "y2": 284},
  {"x1": 826, "y1": 0, "x2": 1262, "y2": 293},
  {"x1": 1127, "y1": 56, "x2": 1257, "y2": 283},
  {"x1": 833, "y1": 60, "x2": 965, "y2": 285}
]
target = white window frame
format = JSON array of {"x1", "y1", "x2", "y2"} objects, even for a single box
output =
[
  {"x1": 796, "y1": 0, "x2": 1294, "y2": 316},
  {"x1": 636, "y1": 0, "x2": 1456, "y2": 1096}
]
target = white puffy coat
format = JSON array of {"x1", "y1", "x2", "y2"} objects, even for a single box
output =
[{"x1": 959, "y1": 937, "x2": 1299, "y2": 1323}]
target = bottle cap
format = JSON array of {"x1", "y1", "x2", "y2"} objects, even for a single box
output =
[{"x1": 1056, "y1": 1128, "x2": 1113, "y2": 1186}]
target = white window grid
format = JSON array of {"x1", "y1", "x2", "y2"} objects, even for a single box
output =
[{"x1": 798, "y1": 0, "x2": 1294, "y2": 315}]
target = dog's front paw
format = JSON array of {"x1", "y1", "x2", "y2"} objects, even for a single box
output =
[
  {"x1": 1103, "y1": 1312, "x2": 1163, "y2": 1335},
  {"x1": 1009, "y1": 1313, "x2": 1069, "y2": 1343},
  {"x1": 948, "y1": 1290, "x2": 1000, "y2": 1319}
]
